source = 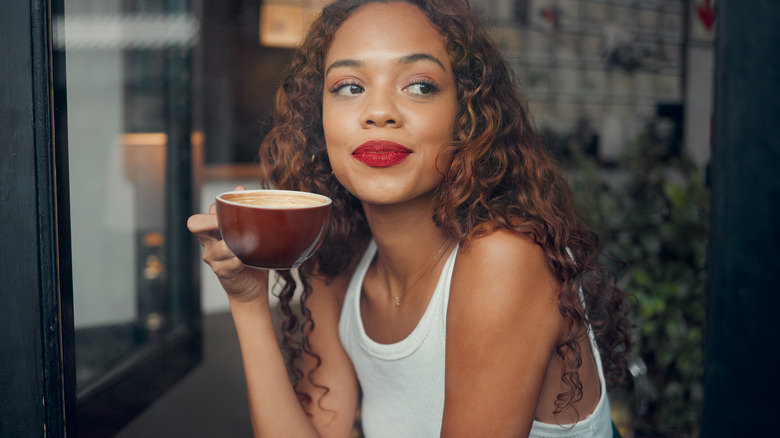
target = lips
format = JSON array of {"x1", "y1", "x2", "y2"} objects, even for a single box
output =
[{"x1": 352, "y1": 140, "x2": 412, "y2": 168}]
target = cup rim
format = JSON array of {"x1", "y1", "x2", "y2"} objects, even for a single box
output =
[{"x1": 216, "y1": 189, "x2": 332, "y2": 210}]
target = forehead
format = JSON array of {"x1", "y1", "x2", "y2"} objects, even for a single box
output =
[{"x1": 325, "y1": 2, "x2": 450, "y2": 69}]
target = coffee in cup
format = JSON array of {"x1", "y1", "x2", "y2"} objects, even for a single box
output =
[{"x1": 216, "y1": 189, "x2": 332, "y2": 269}]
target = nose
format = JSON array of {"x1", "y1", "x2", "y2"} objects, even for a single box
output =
[{"x1": 360, "y1": 89, "x2": 402, "y2": 129}]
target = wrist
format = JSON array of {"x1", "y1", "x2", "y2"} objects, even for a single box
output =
[
  {"x1": 228, "y1": 289, "x2": 270, "y2": 309},
  {"x1": 219, "y1": 267, "x2": 270, "y2": 304}
]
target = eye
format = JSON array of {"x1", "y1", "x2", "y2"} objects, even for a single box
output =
[
  {"x1": 404, "y1": 80, "x2": 439, "y2": 97},
  {"x1": 330, "y1": 81, "x2": 365, "y2": 96}
]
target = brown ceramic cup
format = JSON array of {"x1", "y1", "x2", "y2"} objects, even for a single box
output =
[{"x1": 215, "y1": 189, "x2": 332, "y2": 270}]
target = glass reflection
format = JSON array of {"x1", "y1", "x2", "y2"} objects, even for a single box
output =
[{"x1": 58, "y1": 0, "x2": 198, "y2": 390}]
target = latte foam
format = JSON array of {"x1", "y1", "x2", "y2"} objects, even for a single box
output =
[{"x1": 223, "y1": 192, "x2": 328, "y2": 208}]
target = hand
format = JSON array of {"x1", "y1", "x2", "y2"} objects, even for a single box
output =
[{"x1": 187, "y1": 186, "x2": 269, "y2": 303}]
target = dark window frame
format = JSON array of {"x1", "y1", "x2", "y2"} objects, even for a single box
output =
[{"x1": 0, "y1": 1, "x2": 201, "y2": 436}]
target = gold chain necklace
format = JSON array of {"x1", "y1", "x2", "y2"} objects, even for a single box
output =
[{"x1": 377, "y1": 237, "x2": 451, "y2": 308}]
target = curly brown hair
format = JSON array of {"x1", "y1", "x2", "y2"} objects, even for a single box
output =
[{"x1": 258, "y1": 0, "x2": 632, "y2": 419}]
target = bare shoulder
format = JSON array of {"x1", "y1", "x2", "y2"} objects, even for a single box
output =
[
  {"x1": 458, "y1": 227, "x2": 548, "y2": 272},
  {"x1": 450, "y1": 227, "x2": 563, "y2": 337},
  {"x1": 455, "y1": 228, "x2": 559, "y2": 299},
  {"x1": 442, "y1": 228, "x2": 566, "y2": 434}
]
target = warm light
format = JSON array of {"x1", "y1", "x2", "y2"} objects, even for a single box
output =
[
  {"x1": 259, "y1": 2, "x2": 327, "y2": 48},
  {"x1": 121, "y1": 133, "x2": 167, "y2": 186}
]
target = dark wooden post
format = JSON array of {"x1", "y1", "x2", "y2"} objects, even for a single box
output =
[
  {"x1": 703, "y1": 1, "x2": 780, "y2": 436},
  {"x1": 0, "y1": 0, "x2": 75, "y2": 436}
]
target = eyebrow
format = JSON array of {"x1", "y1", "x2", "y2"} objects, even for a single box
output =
[{"x1": 325, "y1": 53, "x2": 447, "y2": 76}]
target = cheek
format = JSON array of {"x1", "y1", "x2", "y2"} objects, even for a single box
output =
[
  {"x1": 426, "y1": 96, "x2": 458, "y2": 140},
  {"x1": 324, "y1": 132, "x2": 350, "y2": 189},
  {"x1": 321, "y1": 107, "x2": 332, "y2": 143},
  {"x1": 322, "y1": 105, "x2": 347, "y2": 147}
]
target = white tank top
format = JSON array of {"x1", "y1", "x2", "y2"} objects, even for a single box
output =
[{"x1": 338, "y1": 240, "x2": 614, "y2": 438}]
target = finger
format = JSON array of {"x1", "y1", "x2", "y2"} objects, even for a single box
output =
[
  {"x1": 209, "y1": 255, "x2": 246, "y2": 280},
  {"x1": 201, "y1": 228, "x2": 222, "y2": 242},
  {"x1": 187, "y1": 213, "x2": 217, "y2": 234},
  {"x1": 201, "y1": 239, "x2": 239, "y2": 267},
  {"x1": 188, "y1": 213, "x2": 222, "y2": 243},
  {"x1": 203, "y1": 242, "x2": 247, "y2": 279},
  {"x1": 207, "y1": 239, "x2": 236, "y2": 260}
]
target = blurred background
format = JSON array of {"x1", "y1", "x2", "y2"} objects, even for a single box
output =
[{"x1": 33, "y1": 0, "x2": 718, "y2": 436}]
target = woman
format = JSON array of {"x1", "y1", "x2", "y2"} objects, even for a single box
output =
[{"x1": 188, "y1": 0, "x2": 631, "y2": 436}]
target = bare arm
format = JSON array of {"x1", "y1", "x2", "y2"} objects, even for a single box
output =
[
  {"x1": 441, "y1": 229, "x2": 564, "y2": 437},
  {"x1": 188, "y1": 195, "x2": 358, "y2": 437},
  {"x1": 294, "y1": 271, "x2": 360, "y2": 435}
]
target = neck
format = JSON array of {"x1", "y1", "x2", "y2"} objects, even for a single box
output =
[{"x1": 362, "y1": 195, "x2": 451, "y2": 292}]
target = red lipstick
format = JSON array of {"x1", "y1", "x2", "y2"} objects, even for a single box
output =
[{"x1": 352, "y1": 140, "x2": 412, "y2": 168}]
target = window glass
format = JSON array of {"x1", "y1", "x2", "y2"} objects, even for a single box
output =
[{"x1": 59, "y1": 0, "x2": 199, "y2": 395}]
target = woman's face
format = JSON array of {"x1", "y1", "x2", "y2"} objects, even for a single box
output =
[{"x1": 322, "y1": 1, "x2": 458, "y2": 207}]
